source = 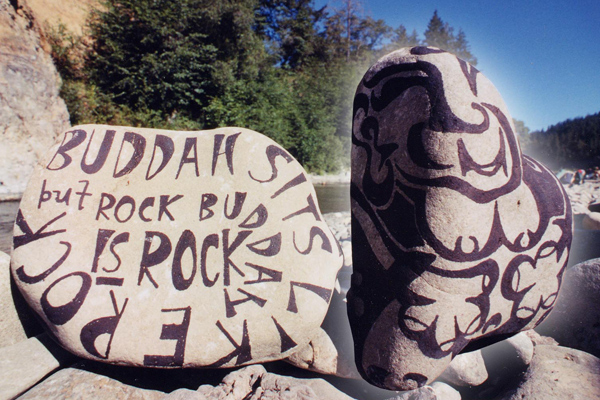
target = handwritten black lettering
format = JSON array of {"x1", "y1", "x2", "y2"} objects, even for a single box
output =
[
  {"x1": 46, "y1": 129, "x2": 87, "y2": 171},
  {"x1": 80, "y1": 290, "x2": 128, "y2": 359},
  {"x1": 144, "y1": 307, "x2": 191, "y2": 367},
  {"x1": 138, "y1": 231, "x2": 172, "y2": 288},
  {"x1": 113, "y1": 131, "x2": 146, "y2": 178}
]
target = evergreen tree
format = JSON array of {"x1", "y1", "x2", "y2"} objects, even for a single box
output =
[
  {"x1": 424, "y1": 10, "x2": 477, "y2": 65},
  {"x1": 527, "y1": 111, "x2": 600, "y2": 169},
  {"x1": 513, "y1": 118, "x2": 532, "y2": 151},
  {"x1": 50, "y1": 0, "x2": 482, "y2": 174},
  {"x1": 86, "y1": 0, "x2": 267, "y2": 119},
  {"x1": 257, "y1": 0, "x2": 327, "y2": 69},
  {"x1": 388, "y1": 25, "x2": 421, "y2": 50},
  {"x1": 452, "y1": 29, "x2": 477, "y2": 65},
  {"x1": 424, "y1": 10, "x2": 453, "y2": 49},
  {"x1": 354, "y1": 16, "x2": 391, "y2": 57}
]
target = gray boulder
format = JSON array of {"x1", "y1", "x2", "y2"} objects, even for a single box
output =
[
  {"x1": 499, "y1": 345, "x2": 600, "y2": 400},
  {"x1": 536, "y1": 258, "x2": 600, "y2": 358}
]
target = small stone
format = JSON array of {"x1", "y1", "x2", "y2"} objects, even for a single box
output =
[
  {"x1": 524, "y1": 330, "x2": 558, "y2": 347},
  {"x1": 385, "y1": 386, "x2": 436, "y2": 400},
  {"x1": 588, "y1": 200, "x2": 600, "y2": 213},
  {"x1": 439, "y1": 350, "x2": 488, "y2": 387},
  {"x1": 506, "y1": 331, "x2": 534, "y2": 365},
  {"x1": 430, "y1": 382, "x2": 461, "y2": 400},
  {"x1": 497, "y1": 345, "x2": 600, "y2": 400},
  {"x1": 11, "y1": 125, "x2": 343, "y2": 367},
  {"x1": 17, "y1": 367, "x2": 165, "y2": 400},
  {"x1": 349, "y1": 46, "x2": 572, "y2": 390}
]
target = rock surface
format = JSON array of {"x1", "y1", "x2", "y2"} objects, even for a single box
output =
[
  {"x1": 564, "y1": 181, "x2": 600, "y2": 216},
  {"x1": 349, "y1": 46, "x2": 572, "y2": 390},
  {"x1": 0, "y1": 0, "x2": 70, "y2": 196},
  {"x1": 536, "y1": 258, "x2": 600, "y2": 358},
  {"x1": 18, "y1": 366, "x2": 165, "y2": 400},
  {"x1": 193, "y1": 365, "x2": 354, "y2": 400},
  {"x1": 498, "y1": 345, "x2": 600, "y2": 400},
  {"x1": 11, "y1": 125, "x2": 343, "y2": 368},
  {"x1": 383, "y1": 383, "x2": 460, "y2": 400},
  {"x1": 0, "y1": 334, "x2": 68, "y2": 399}
]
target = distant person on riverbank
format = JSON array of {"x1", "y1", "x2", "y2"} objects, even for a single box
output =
[{"x1": 569, "y1": 169, "x2": 586, "y2": 187}]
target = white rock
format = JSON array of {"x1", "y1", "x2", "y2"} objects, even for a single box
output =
[
  {"x1": 385, "y1": 386, "x2": 436, "y2": 400},
  {"x1": 11, "y1": 125, "x2": 343, "y2": 368},
  {"x1": 506, "y1": 331, "x2": 534, "y2": 365},
  {"x1": 440, "y1": 350, "x2": 488, "y2": 387},
  {"x1": 431, "y1": 381, "x2": 461, "y2": 400}
]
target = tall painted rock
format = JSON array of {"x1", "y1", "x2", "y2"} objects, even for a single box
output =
[
  {"x1": 349, "y1": 47, "x2": 572, "y2": 390},
  {"x1": 11, "y1": 125, "x2": 343, "y2": 368}
]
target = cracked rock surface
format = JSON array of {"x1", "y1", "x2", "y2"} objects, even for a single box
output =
[{"x1": 0, "y1": 0, "x2": 69, "y2": 196}]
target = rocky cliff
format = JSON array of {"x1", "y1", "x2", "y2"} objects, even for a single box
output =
[{"x1": 0, "y1": 0, "x2": 70, "y2": 196}]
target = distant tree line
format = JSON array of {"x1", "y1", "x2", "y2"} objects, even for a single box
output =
[
  {"x1": 521, "y1": 112, "x2": 600, "y2": 170},
  {"x1": 47, "y1": 0, "x2": 477, "y2": 173}
]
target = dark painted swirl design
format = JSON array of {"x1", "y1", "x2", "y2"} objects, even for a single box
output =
[{"x1": 349, "y1": 47, "x2": 572, "y2": 390}]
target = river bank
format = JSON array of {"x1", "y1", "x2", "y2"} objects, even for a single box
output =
[{"x1": 308, "y1": 170, "x2": 350, "y2": 185}]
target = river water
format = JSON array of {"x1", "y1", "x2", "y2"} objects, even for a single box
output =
[
  {"x1": 0, "y1": 184, "x2": 350, "y2": 254},
  {"x1": 0, "y1": 200, "x2": 19, "y2": 254}
]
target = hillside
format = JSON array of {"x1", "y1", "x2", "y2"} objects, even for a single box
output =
[
  {"x1": 24, "y1": 0, "x2": 98, "y2": 36},
  {"x1": 523, "y1": 111, "x2": 600, "y2": 170}
]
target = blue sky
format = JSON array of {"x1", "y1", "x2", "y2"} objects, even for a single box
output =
[{"x1": 315, "y1": 0, "x2": 600, "y2": 132}]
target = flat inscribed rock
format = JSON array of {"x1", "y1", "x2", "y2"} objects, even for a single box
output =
[
  {"x1": 11, "y1": 125, "x2": 343, "y2": 368},
  {"x1": 349, "y1": 47, "x2": 572, "y2": 390}
]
